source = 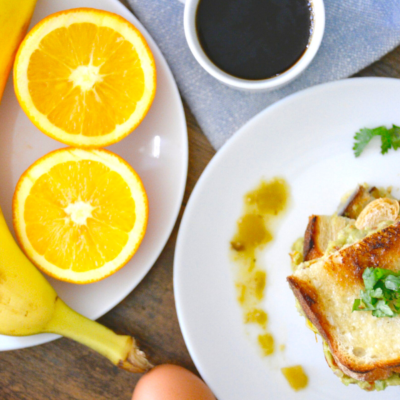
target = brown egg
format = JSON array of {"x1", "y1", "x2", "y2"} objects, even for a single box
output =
[{"x1": 132, "y1": 364, "x2": 216, "y2": 400}]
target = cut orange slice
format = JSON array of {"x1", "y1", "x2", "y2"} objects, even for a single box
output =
[
  {"x1": 13, "y1": 148, "x2": 148, "y2": 283},
  {"x1": 14, "y1": 8, "x2": 156, "y2": 147}
]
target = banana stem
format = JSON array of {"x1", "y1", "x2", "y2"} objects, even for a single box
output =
[{"x1": 43, "y1": 298, "x2": 152, "y2": 373}]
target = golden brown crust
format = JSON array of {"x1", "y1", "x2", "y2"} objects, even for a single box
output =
[
  {"x1": 334, "y1": 359, "x2": 400, "y2": 382},
  {"x1": 303, "y1": 215, "x2": 352, "y2": 262},
  {"x1": 287, "y1": 276, "x2": 334, "y2": 344},
  {"x1": 289, "y1": 221, "x2": 400, "y2": 382},
  {"x1": 303, "y1": 215, "x2": 324, "y2": 261},
  {"x1": 340, "y1": 186, "x2": 372, "y2": 219},
  {"x1": 329, "y1": 222, "x2": 400, "y2": 286},
  {"x1": 339, "y1": 185, "x2": 389, "y2": 220}
]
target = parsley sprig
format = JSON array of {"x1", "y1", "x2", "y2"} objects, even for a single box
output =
[
  {"x1": 352, "y1": 267, "x2": 400, "y2": 317},
  {"x1": 353, "y1": 125, "x2": 400, "y2": 157}
]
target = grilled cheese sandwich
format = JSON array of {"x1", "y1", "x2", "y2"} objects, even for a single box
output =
[{"x1": 288, "y1": 185, "x2": 400, "y2": 391}]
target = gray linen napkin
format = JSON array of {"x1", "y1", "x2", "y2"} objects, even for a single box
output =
[{"x1": 128, "y1": 0, "x2": 400, "y2": 149}]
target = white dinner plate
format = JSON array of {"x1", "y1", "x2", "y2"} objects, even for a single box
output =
[
  {"x1": 0, "y1": 0, "x2": 187, "y2": 350},
  {"x1": 174, "y1": 77, "x2": 400, "y2": 400}
]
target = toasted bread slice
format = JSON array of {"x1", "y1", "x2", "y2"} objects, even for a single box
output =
[
  {"x1": 288, "y1": 220, "x2": 400, "y2": 382},
  {"x1": 339, "y1": 185, "x2": 380, "y2": 219},
  {"x1": 303, "y1": 215, "x2": 353, "y2": 261}
]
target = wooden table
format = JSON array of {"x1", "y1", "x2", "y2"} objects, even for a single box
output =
[{"x1": 1, "y1": 2, "x2": 400, "y2": 397}]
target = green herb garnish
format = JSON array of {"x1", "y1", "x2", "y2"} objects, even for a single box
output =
[
  {"x1": 352, "y1": 267, "x2": 400, "y2": 317},
  {"x1": 353, "y1": 125, "x2": 400, "y2": 157}
]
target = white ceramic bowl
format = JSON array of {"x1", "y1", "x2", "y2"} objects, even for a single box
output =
[{"x1": 184, "y1": 0, "x2": 325, "y2": 92}]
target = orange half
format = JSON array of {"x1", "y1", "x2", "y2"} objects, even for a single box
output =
[
  {"x1": 13, "y1": 148, "x2": 148, "y2": 283},
  {"x1": 14, "y1": 8, "x2": 156, "y2": 147}
]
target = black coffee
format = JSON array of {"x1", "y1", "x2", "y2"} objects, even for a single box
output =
[{"x1": 196, "y1": 0, "x2": 313, "y2": 80}]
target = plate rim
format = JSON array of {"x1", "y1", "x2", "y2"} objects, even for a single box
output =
[
  {"x1": 0, "y1": 0, "x2": 188, "y2": 351},
  {"x1": 174, "y1": 76, "x2": 400, "y2": 399}
]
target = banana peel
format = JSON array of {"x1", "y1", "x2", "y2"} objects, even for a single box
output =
[
  {"x1": 0, "y1": 205, "x2": 152, "y2": 372},
  {"x1": 0, "y1": 0, "x2": 38, "y2": 102}
]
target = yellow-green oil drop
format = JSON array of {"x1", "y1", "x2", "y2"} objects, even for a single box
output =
[
  {"x1": 230, "y1": 177, "x2": 289, "y2": 356},
  {"x1": 281, "y1": 365, "x2": 309, "y2": 391}
]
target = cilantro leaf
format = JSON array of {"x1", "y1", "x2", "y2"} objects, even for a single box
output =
[
  {"x1": 362, "y1": 267, "x2": 391, "y2": 290},
  {"x1": 353, "y1": 125, "x2": 400, "y2": 157},
  {"x1": 390, "y1": 125, "x2": 400, "y2": 150},
  {"x1": 353, "y1": 128, "x2": 381, "y2": 157},
  {"x1": 372, "y1": 300, "x2": 395, "y2": 318},
  {"x1": 362, "y1": 267, "x2": 377, "y2": 289},
  {"x1": 394, "y1": 297, "x2": 400, "y2": 311},
  {"x1": 380, "y1": 127, "x2": 393, "y2": 154},
  {"x1": 360, "y1": 290, "x2": 377, "y2": 310},
  {"x1": 352, "y1": 299, "x2": 362, "y2": 311},
  {"x1": 353, "y1": 267, "x2": 400, "y2": 318},
  {"x1": 384, "y1": 275, "x2": 400, "y2": 292},
  {"x1": 370, "y1": 287, "x2": 384, "y2": 299}
]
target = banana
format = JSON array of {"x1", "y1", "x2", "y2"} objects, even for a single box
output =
[
  {"x1": 0, "y1": 0, "x2": 38, "y2": 102},
  {"x1": 0, "y1": 205, "x2": 152, "y2": 372}
]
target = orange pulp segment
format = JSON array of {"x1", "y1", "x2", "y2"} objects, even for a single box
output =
[
  {"x1": 13, "y1": 148, "x2": 148, "y2": 283},
  {"x1": 14, "y1": 8, "x2": 156, "y2": 147}
]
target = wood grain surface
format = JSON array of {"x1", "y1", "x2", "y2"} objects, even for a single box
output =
[{"x1": 1, "y1": 1, "x2": 400, "y2": 398}]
